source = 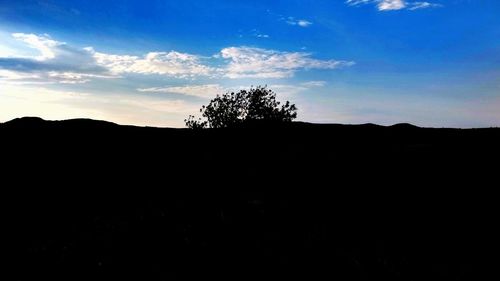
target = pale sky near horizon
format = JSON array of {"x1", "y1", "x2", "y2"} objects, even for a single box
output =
[{"x1": 1, "y1": 0, "x2": 499, "y2": 128}]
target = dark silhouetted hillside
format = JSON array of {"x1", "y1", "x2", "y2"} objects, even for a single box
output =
[{"x1": 2, "y1": 118, "x2": 499, "y2": 281}]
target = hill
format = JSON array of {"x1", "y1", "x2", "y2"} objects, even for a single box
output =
[{"x1": 2, "y1": 117, "x2": 499, "y2": 280}]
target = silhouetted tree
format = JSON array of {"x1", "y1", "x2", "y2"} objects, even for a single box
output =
[{"x1": 185, "y1": 86, "x2": 297, "y2": 129}]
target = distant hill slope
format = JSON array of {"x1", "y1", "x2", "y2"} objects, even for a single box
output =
[
  {"x1": 2, "y1": 117, "x2": 499, "y2": 281},
  {"x1": 2, "y1": 116, "x2": 119, "y2": 128}
]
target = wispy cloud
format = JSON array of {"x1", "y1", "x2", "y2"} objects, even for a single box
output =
[
  {"x1": 345, "y1": 0, "x2": 442, "y2": 11},
  {"x1": 250, "y1": 29, "x2": 270, "y2": 38},
  {"x1": 345, "y1": 0, "x2": 373, "y2": 5},
  {"x1": 137, "y1": 84, "x2": 226, "y2": 98},
  {"x1": 408, "y1": 2, "x2": 443, "y2": 10},
  {"x1": 0, "y1": 69, "x2": 115, "y2": 85},
  {"x1": 138, "y1": 81, "x2": 326, "y2": 100},
  {"x1": 266, "y1": 81, "x2": 327, "y2": 98},
  {"x1": 255, "y1": 34, "x2": 270, "y2": 38},
  {"x1": 220, "y1": 47, "x2": 354, "y2": 79},
  {"x1": 301, "y1": 81, "x2": 327, "y2": 87},
  {"x1": 286, "y1": 17, "x2": 313, "y2": 27}
]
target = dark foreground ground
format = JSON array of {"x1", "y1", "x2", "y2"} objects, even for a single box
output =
[{"x1": 2, "y1": 117, "x2": 499, "y2": 280}]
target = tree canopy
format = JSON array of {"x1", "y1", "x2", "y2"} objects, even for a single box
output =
[{"x1": 185, "y1": 86, "x2": 297, "y2": 129}]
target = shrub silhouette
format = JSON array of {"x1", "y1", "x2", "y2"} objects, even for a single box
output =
[{"x1": 185, "y1": 86, "x2": 297, "y2": 129}]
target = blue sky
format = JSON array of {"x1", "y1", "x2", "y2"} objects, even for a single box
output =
[{"x1": 0, "y1": 0, "x2": 499, "y2": 127}]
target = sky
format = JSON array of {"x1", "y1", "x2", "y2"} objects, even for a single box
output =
[{"x1": 0, "y1": 0, "x2": 499, "y2": 128}]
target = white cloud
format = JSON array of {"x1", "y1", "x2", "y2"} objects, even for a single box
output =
[
  {"x1": 0, "y1": 69, "x2": 113, "y2": 85},
  {"x1": 88, "y1": 48, "x2": 216, "y2": 78},
  {"x1": 250, "y1": 29, "x2": 270, "y2": 38},
  {"x1": 267, "y1": 82, "x2": 329, "y2": 99},
  {"x1": 0, "y1": 70, "x2": 42, "y2": 81},
  {"x1": 408, "y1": 2, "x2": 443, "y2": 10},
  {"x1": 345, "y1": 0, "x2": 442, "y2": 11},
  {"x1": 378, "y1": 0, "x2": 406, "y2": 10},
  {"x1": 298, "y1": 20, "x2": 313, "y2": 27},
  {"x1": 301, "y1": 81, "x2": 327, "y2": 87},
  {"x1": 346, "y1": 0, "x2": 377, "y2": 7},
  {"x1": 345, "y1": 0, "x2": 373, "y2": 5},
  {"x1": 11, "y1": 33, "x2": 62, "y2": 60},
  {"x1": 138, "y1": 82, "x2": 323, "y2": 101},
  {"x1": 220, "y1": 47, "x2": 354, "y2": 79},
  {"x1": 47, "y1": 72, "x2": 116, "y2": 84},
  {"x1": 9, "y1": 34, "x2": 104, "y2": 71},
  {"x1": 138, "y1": 84, "x2": 226, "y2": 98},
  {"x1": 268, "y1": 84, "x2": 307, "y2": 97},
  {"x1": 0, "y1": 33, "x2": 114, "y2": 84},
  {"x1": 286, "y1": 17, "x2": 313, "y2": 27}
]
